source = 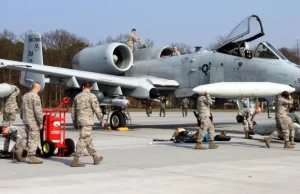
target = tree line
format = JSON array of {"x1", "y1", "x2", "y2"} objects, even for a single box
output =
[{"x1": 0, "y1": 29, "x2": 300, "y2": 109}]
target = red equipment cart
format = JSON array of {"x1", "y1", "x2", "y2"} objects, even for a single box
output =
[{"x1": 40, "y1": 97, "x2": 75, "y2": 157}]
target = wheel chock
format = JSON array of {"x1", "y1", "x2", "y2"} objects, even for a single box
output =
[
  {"x1": 117, "y1": 127, "x2": 128, "y2": 131},
  {"x1": 107, "y1": 127, "x2": 111, "y2": 130}
]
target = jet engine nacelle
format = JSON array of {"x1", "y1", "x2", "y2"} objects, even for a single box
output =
[
  {"x1": 133, "y1": 46, "x2": 173, "y2": 61},
  {"x1": 72, "y1": 43, "x2": 133, "y2": 75}
]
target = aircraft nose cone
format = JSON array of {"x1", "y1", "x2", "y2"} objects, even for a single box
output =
[{"x1": 149, "y1": 88, "x2": 160, "y2": 98}]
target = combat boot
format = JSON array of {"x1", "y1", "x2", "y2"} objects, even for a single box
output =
[
  {"x1": 265, "y1": 137, "x2": 272, "y2": 148},
  {"x1": 245, "y1": 132, "x2": 253, "y2": 139},
  {"x1": 194, "y1": 143, "x2": 207, "y2": 150},
  {"x1": 291, "y1": 138, "x2": 296, "y2": 145},
  {"x1": 93, "y1": 155, "x2": 103, "y2": 165},
  {"x1": 208, "y1": 140, "x2": 219, "y2": 149},
  {"x1": 28, "y1": 156, "x2": 43, "y2": 164},
  {"x1": 284, "y1": 141, "x2": 295, "y2": 149},
  {"x1": 71, "y1": 158, "x2": 85, "y2": 167}
]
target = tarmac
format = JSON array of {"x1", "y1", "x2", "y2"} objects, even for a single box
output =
[{"x1": 0, "y1": 111, "x2": 300, "y2": 194}]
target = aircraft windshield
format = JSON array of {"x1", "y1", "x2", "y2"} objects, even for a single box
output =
[
  {"x1": 254, "y1": 42, "x2": 287, "y2": 60},
  {"x1": 217, "y1": 15, "x2": 264, "y2": 51}
]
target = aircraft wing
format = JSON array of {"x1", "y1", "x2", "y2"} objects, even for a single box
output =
[{"x1": 0, "y1": 59, "x2": 160, "y2": 99}]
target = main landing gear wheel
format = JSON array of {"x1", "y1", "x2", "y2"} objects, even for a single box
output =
[
  {"x1": 42, "y1": 140, "x2": 55, "y2": 158},
  {"x1": 110, "y1": 111, "x2": 126, "y2": 130}
]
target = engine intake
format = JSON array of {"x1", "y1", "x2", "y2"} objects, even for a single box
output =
[
  {"x1": 132, "y1": 46, "x2": 173, "y2": 61},
  {"x1": 72, "y1": 43, "x2": 133, "y2": 75}
]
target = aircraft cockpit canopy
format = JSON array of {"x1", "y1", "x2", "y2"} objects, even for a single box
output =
[
  {"x1": 217, "y1": 14, "x2": 265, "y2": 59},
  {"x1": 254, "y1": 42, "x2": 287, "y2": 60}
]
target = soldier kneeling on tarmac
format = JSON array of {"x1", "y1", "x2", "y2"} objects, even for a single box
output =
[
  {"x1": 0, "y1": 125, "x2": 27, "y2": 162},
  {"x1": 236, "y1": 106, "x2": 261, "y2": 139}
]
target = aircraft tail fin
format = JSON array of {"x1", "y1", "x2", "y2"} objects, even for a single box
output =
[{"x1": 20, "y1": 32, "x2": 48, "y2": 90}]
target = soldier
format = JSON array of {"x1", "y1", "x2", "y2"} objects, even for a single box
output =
[
  {"x1": 0, "y1": 125, "x2": 27, "y2": 162},
  {"x1": 1, "y1": 84, "x2": 20, "y2": 126},
  {"x1": 181, "y1": 98, "x2": 189, "y2": 117},
  {"x1": 127, "y1": 28, "x2": 142, "y2": 52},
  {"x1": 71, "y1": 82, "x2": 105, "y2": 167},
  {"x1": 159, "y1": 98, "x2": 166, "y2": 117},
  {"x1": 265, "y1": 91, "x2": 295, "y2": 148},
  {"x1": 237, "y1": 107, "x2": 261, "y2": 139},
  {"x1": 171, "y1": 46, "x2": 181, "y2": 56},
  {"x1": 287, "y1": 107, "x2": 300, "y2": 145},
  {"x1": 21, "y1": 82, "x2": 44, "y2": 164},
  {"x1": 142, "y1": 101, "x2": 152, "y2": 117},
  {"x1": 195, "y1": 91, "x2": 219, "y2": 150}
]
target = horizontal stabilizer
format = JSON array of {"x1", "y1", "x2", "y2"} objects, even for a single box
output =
[{"x1": 193, "y1": 82, "x2": 295, "y2": 98}]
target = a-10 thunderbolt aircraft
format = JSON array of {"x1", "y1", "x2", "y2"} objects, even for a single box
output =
[{"x1": 0, "y1": 14, "x2": 299, "y2": 129}]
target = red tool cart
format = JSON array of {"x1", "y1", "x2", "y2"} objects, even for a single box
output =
[{"x1": 40, "y1": 97, "x2": 75, "y2": 158}]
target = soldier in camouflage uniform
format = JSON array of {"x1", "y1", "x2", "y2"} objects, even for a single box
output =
[
  {"x1": 171, "y1": 46, "x2": 181, "y2": 56},
  {"x1": 181, "y1": 98, "x2": 189, "y2": 117},
  {"x1": 159, "y1": 98, "x2": 166, "y2": 117},
  {"x1": 195, "y1": 91, "x2": 219, "y2": 150},
  {"x1": 1, "y1": 85, "x2": 20, "y2": 126},
  {"x1": 237, "y1": 107, "x2": 261, "y2": 139},
  {"x1": 21, "y1": 82, "x2": 44, "y2": 164},
  {"x1": 265, "y1": 91, "x2": 295, "y2": 148},
  {"x1": 142, "y1": 101, "x2": 152, "y2": 117},
  {"x1": 71, "y1": 82, "x2": 105, "y2": 167},
  {"x1": 0, "y1": 125, "x2": 27, "y2": 162},
  {"x1": 287, "y1": 107, "x2": 300, "y2": 145},
  {"x1": 127, "y1": 28, "x2": 142, "y2": 52}
]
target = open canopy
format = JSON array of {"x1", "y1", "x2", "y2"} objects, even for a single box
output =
[{"x1": 217, "y1": 15, "x2": 264, "y2": 51}]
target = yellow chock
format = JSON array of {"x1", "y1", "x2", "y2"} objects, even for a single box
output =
[
  {"x1": 107, "y1": 127, "x2": 111, "y2": 130},
  {"x1": 117, "y1": 127, "x2": 128, "y2": 131}
]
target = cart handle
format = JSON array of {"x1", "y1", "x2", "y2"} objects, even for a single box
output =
[{"x1": 43, "y1": 97, "x2": 69, "y2": 113}]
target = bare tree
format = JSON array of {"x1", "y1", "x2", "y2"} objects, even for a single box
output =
[
  {"x1": 97, "y1": 33, "x2": 129, "y2": 45},
  {"x1": 206, "y1": 35, "x2": 227, "y2": 50},
  {"x1": 170, "y1": 42, "x2": 192, "y2": 54}
]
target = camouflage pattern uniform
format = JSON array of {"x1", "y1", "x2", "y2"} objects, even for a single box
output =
[
  {"x1": 143, "y1": 101, "x2": 152, "y2": 117},
  {"x1": 238, "y1": 108, "x2": 256, "y2": 139},
  {"x1": 195, "y1": 95, "x2": 219, "y2": 150},
  {"x1": 159, "y1": 99, "x2": 166, "y2": 117},
  {"x1": 2, "y1": 85, "x2": 20, "y2": 126},
  {"x1": 21, "y1": 91, "x2": 44, "y2": 163},
  {"x1": 181, "y1": 98, "x2": 189, "y2": 117},
  {"x1": 3, "y1": 126, "x2": 27, "y2": 162},
  {"x1": 171, "y1": 51, "x2": 181, "y2": 56},
  {"x1": 265, "y1": 94, "x2": 294, "y2": 148},
  {"x1": 71, "y1": 90, "x2": 104, "y2": 167},
  {"x1": 287, "y1": 112, "x2": 299, "y2": 144},
  {"x1": 127, "y1": 32, "x2": 138, "y2": 52}
]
